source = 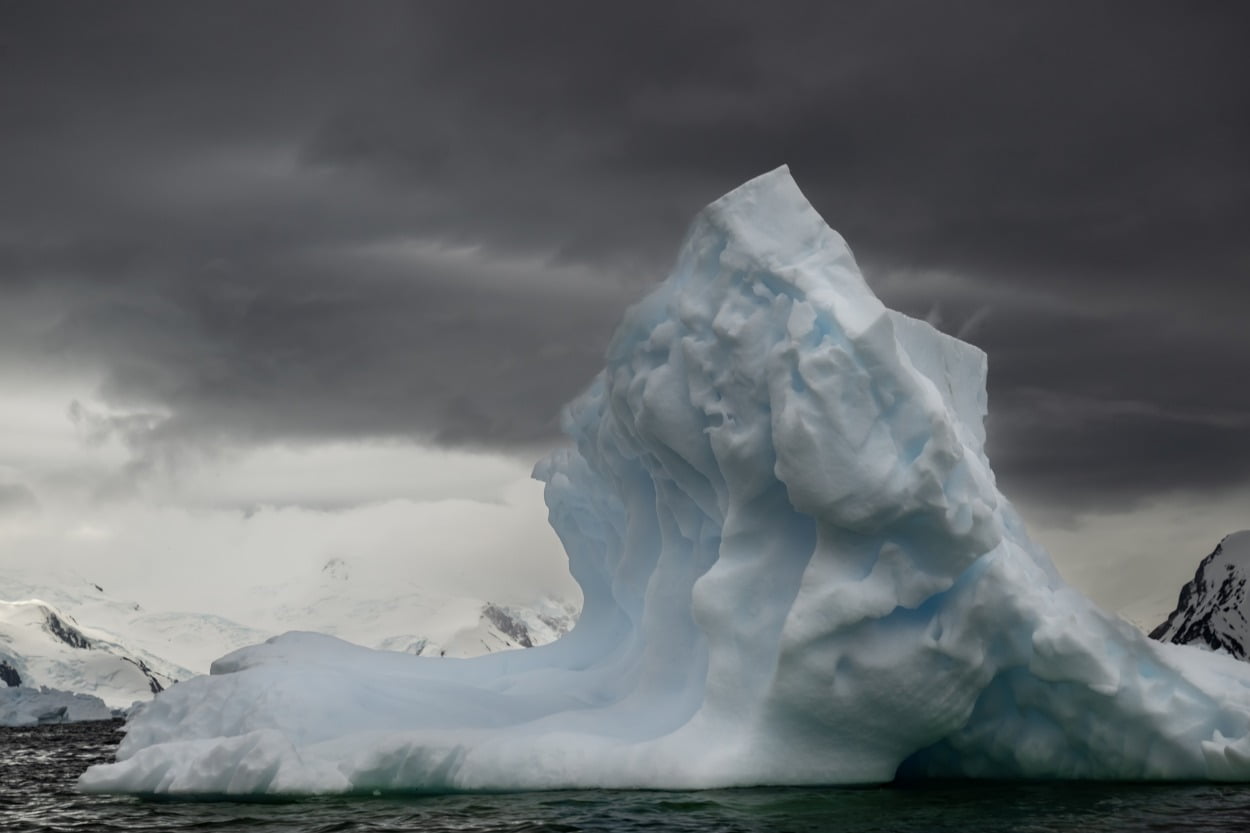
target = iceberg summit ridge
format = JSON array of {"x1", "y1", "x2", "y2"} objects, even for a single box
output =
[{"x1": 81, "y1": 167, "x2": 1250, "y2": 794}]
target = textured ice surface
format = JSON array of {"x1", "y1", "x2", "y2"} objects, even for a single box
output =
[{"x1": 81, "y1": 168, "x2": 1250, "y2": 794}]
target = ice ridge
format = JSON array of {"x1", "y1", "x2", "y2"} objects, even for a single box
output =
[{"x1": 80, "y1": 167, "x2": 1250, "y2": 795}]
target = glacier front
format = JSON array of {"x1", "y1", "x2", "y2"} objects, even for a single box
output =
[{"x1": 81, "y1": 167, "x2": 1250, "y2": 795}]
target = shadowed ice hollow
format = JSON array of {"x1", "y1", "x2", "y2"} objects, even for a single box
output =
[{"x1": 80, "y1": 167, "x2": 1250, "y2": 795}]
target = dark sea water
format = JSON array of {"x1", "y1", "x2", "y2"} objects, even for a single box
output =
[{"x1": 5, "y1": 721, "x2": 1250, "y2": 832}]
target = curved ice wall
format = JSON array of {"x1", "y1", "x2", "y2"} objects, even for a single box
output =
[{"x1": 82, "y1": 168, "x2": 1250, "y2": 795}]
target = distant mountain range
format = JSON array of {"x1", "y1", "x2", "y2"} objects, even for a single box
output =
[
  {"x1": 0, "y1": 558, "x2": 577, "y2": 724},
  {"x1": 0, "y1": 595, "x2": 183, "y2": 708},
  {"x1": 1150, "y1": 530, "x2": 1250, "y2": 660}
]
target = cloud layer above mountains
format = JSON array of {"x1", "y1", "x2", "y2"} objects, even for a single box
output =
[{"x1": 2, "y1": 2, "x2": 1246, "y2": 526}]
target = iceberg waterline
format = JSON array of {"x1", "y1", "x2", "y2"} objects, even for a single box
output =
[{"x1": 81, "y1": 168, "x2": 1250, "y2": 794}]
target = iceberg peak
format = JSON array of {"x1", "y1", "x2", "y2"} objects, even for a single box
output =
[{"x1": 81, "y1": 171, "x2": 1250, "y2": 795}]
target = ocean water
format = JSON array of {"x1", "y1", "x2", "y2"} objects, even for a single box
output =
[{"x1": 5, "y1": 721, "x2": 1250, "y2": 832}]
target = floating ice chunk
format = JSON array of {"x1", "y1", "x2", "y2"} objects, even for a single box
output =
[
  {"x1": 81, "y1": 167, "x2": 1250, "y2": 795},
  {"x1": 0, "y1": 685, "x2": 115, "y2": 727}
]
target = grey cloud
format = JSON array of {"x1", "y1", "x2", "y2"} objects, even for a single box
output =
[
  {"x1": 0, "y1": 483, "x2": 39, "y2": 517},
  {"x1": 1, "y1": 1, "x2": 1247, "y2": 516},
  {"x1": 49, "y1": 248, "x2": 630, "y2": 454}
]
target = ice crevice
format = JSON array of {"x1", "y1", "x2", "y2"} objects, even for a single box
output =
[{"x1": 80, "y1": 167, "x2": 1250, "y2": 795}]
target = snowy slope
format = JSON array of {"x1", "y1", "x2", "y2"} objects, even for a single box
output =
[
  {"x1": 1, "y1": 570, "x2": 216, "y2": 683},
  {"x1": 245, "y1": 556, "x2": 576, "y2": 660},
  {"x1": 1, "y1": 560, "x2": 576, "y2": 705},
  {"x1": 1150, "y1": 531, "x2": 1250, "y2": 659},
  {"x1": 0, "y1": 598, "x2": 179, "y2": 708}
]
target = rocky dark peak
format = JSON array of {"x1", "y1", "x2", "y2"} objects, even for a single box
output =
[
  {"x1": 0, "y1": 659, "x2": 21, "y2": 687},
  {"x1": 43, "y1": 610, "x2": 92, "y2": 650},
  {"x1": 482, "y1": 603, "x2": 534, "y2": 648},
  {"x1": 122, "y1": 657, "x2": 167, "y2": 694},
  {"x1": 1151, "y1": 532, "x2": 1250, "y2": 661}
]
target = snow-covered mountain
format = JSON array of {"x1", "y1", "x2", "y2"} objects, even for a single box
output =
[
  {"x1": 1150, "y1": 530, "x2": 1250, "y2": 660},
  {"x1": 0, "y1": 597, "x2": 181, "y2": 708},
  {"x1": 0, "y1": 557, "x2": 578, "y2": 715},
  {"x1": 263, "y1": 556, "x2": 577, "y2": 659}
]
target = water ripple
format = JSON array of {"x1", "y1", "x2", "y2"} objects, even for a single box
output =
[{"x1": 5, "y1": 722, "x2": 1250, "y2": 832}]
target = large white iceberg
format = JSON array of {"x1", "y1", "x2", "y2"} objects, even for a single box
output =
[{"x1": 81, "y1": 168, "x2": 1250, "y2": 795}]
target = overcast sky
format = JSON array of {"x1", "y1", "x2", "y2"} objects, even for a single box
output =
[{"x1": 1, "y1": 1, "x2": 1247, "y2": 625}]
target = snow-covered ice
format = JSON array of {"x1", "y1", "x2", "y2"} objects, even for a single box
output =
[
  {"x1": 0, "y1": 685, "x2": 115, "y2": 727},
  {"x1": 80, "y1": 167, "x2": 1250, "y2": 794}
]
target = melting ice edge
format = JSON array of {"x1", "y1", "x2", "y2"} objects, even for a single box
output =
[{"x1": 81, "y1": 167, "x2": 1250, "y2": 794}]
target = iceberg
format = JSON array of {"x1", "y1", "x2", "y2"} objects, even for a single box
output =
[
  {"x1": 0, "y1": 685, "x2": 115, "y2": 727},
  {"x1": 80, "y1": 167, "x2": 1250, "y2": 795}
]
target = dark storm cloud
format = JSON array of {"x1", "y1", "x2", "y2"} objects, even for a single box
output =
[{"x1": 1, "y1": 1, "x2": 1247, "y2": 514}]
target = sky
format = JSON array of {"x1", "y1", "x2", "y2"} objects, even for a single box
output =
[{"x1": 1, "y1": 1, "x2": 1247, "y2": 627}]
